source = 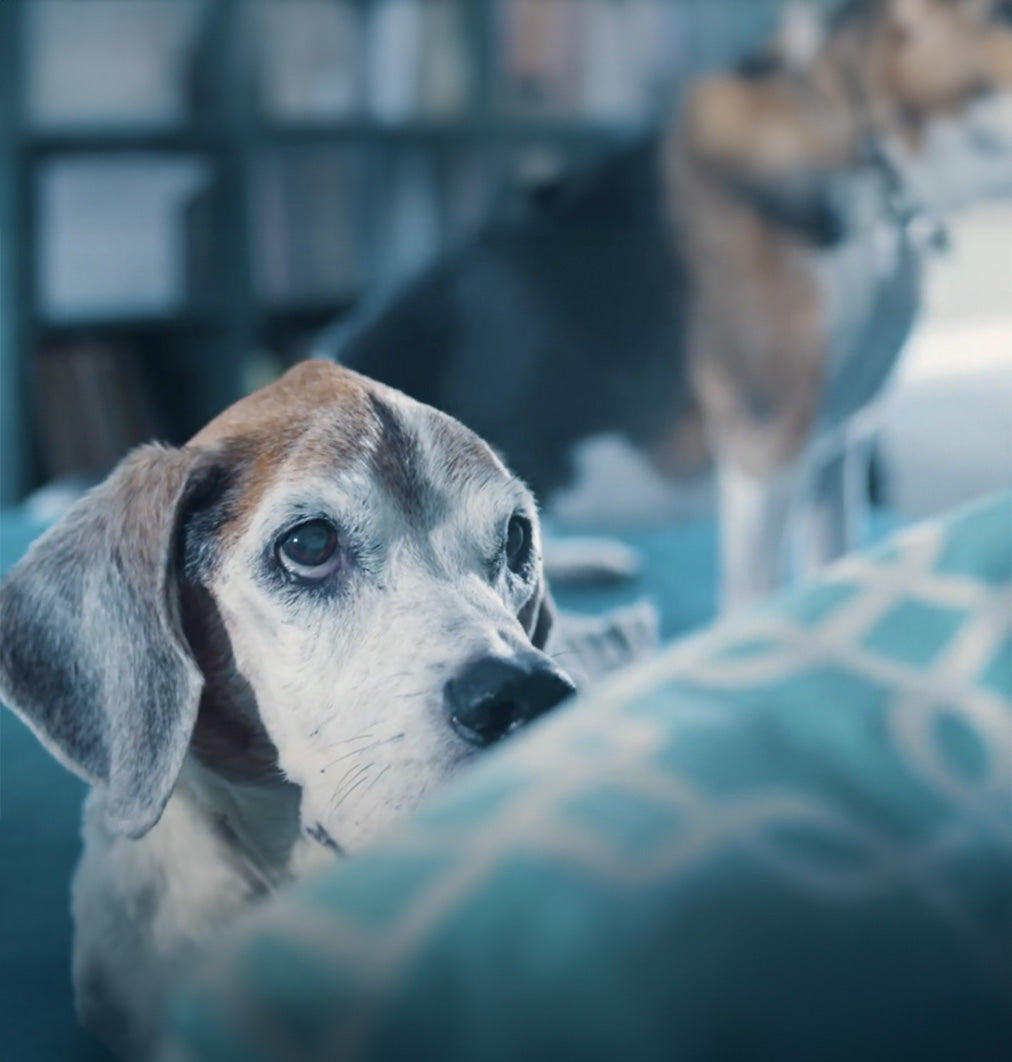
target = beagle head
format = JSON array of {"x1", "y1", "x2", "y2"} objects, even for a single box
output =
[
  {"x1": 680, "y1": 0, "x2": 1012, "y2": 208},
  {"x1": 869, "y1": 0, "x2": 1012, "y2": 211},
  {"x1": 0, "y1": 361, "x2": 574, "y2": 852}
]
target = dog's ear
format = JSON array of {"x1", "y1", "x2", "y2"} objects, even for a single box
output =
[
  {"x1": 0, "y1": 443, "x2": 219, "y2": 838},
  {"x1": 519, "y1": 579, "x2": 556, "y2": 651}
]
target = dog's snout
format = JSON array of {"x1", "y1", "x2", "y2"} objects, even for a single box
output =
[{"x1": 444, "y1": 656, "x2": 575, "y2": 747}]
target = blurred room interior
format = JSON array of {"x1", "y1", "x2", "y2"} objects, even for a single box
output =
[{"x1": 0, "y1": 0, "x2": 1009, "y2": 520}]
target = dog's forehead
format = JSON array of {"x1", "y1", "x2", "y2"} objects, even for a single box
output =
[
  {"x1": 187, "y1": 360, "x2": 510, "y2": 534},
  {"x1": 189, "y1": 360, "x2": 372, "y2": 449}
]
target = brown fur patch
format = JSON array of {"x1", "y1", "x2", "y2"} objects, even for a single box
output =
[
  {"x1": 876, "y1": 0, "x2": 1012, "y2": 123},
  {"x1": 680, "y1": 0, "x2": 1012, "y2": 177},
  {"x1": 680, "y1": 152, "x2": 826, "y2": 472},
  {"x1": 186, "y1": 361, "x2": 507, "y2": 543},
  {"x1": 186, "y1": 361, "x2": 378, "y2": 542}
]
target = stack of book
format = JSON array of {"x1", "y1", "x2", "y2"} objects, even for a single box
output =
[
  {"x1": 253, "y1": 0, "x2": 364, "y2": 121},
  {"x1": 35, "y1": 343, "x2": 160, "y2": 480},
  {"x1": 38, "y1": 156, "x2": 212, "y2": 322},
  {"x1": 496, "y1": 0, "x2": 693, "y2": 119},
  {"x1": 364, "y1": 0, "x2": 472, "y2": 122},
  {"x1": 253, "y1": 0, "x2": 472, "y2": 124},
  {"x1": 27, "y1": 0, "x2": 202, "y2": 129},
  {"x1": 373, "y1": 150, "x2": 443, "y2": 286},
  {"x1": 254, "y1": 146, "x2": 368, "y2": 304},
  {"x1": 251, "y1": 146, "x2": 488, "y2": 303}
]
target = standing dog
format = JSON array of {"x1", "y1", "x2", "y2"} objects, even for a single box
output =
[
  {"x1": 324, "y1": 0, "x2": 1012, "y2": 610},
  {"x1": 0, "y1": 362, "x2": 575, "y2": 1059}
]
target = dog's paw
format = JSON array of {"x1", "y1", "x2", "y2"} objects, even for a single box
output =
[{"x1": 548, "y1": 599, "x2": 660, "y2": 688}]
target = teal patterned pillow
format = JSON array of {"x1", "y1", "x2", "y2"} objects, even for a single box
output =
[{"x1": 162, "y1": 495, "x2": 1012, "y2": 1062}]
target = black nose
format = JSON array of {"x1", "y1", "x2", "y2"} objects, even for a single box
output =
[{"x1": 444, "y1": 655, "x2": 576, "y2": 747}]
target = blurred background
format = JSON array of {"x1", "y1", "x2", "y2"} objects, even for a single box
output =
[{"x1": 0, "y1": 0, "x2": 1009, "y2": 516}]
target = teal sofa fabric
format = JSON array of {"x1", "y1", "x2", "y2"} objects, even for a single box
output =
[{"x1": 162, "y1": 495, "x2": 1012, "y2": 1062}]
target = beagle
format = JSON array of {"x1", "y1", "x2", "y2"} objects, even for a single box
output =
[
  {"x1": 0, "y1": 361, "x2": 577, "y2": 1059},
  {"x1": 321, "y1": 0, "x2": 1012, "y2": 611}
]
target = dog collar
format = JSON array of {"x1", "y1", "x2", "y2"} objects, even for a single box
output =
[
  {"x1": 838, "y1": 35, "x2": 951, "y2": 257},
  {"x1": 858, "y1": 132, "x2": 952, "y2": 255}
]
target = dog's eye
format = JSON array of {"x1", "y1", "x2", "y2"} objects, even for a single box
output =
[
  {"x1": 277, "y1": 520, "x2": 340, "y2": 579},
  {"x1": 505, "y1": 514, "x2": 533, "y2": 575}
]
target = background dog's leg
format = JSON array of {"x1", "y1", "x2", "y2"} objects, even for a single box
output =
[
  {"x1": 796, "y1": 438, "x2": 869, "y2": 579},
  {"x1": 718, "y1": 461, "x2": 797, "y2": 613}
]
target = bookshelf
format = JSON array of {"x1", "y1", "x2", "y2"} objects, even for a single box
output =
[{"x1": 0, "y1": 0, "x2": 798, "y2": 506}]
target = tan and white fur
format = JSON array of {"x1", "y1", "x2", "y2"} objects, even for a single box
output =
[
  {"x1": 0, "y1": 362, "x2": 578, "y2": 1059},
  {"x1": 668, "y1": 0, "x2": 1012, "y2": 608}
]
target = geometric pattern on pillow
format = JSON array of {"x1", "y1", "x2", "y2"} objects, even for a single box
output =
[{"x1": 161, "y1": 494, "x2": 1012, "y2": 1062}]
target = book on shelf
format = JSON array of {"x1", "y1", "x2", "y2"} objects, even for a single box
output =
[
  {"x1": 254, "y1": 0, "x2": 364, "y2": 121},
  {"x1": 628, "y1": 0, "x2": 692, "y2": 108},
  {"x1": 418, "y1": 0, "x2": 471, "y2": 119},
  {"x1": 378, "y1": 151, "x2": 442, "y2": 287},
  {"x1": 365, "y1": 0, "x2": 470, "y2": 122},
  {"x1": 27, "y1": 0, "x2": 202, "y2": 129},
  {"x1": 582, "y1": 0, "x2": 644, "y2": 119},
  {"x1": 254, "y1": 146, "x2": 367, "y2": 305},
  {"x1": 497, "y1": 0, "x2": 585, "y2": 117},
  {"x1": 495, "y1": 0, "x2": 694, "y2": 120},
  {"x1": 35, "y1": 343, "x2": 160, "y2": 482},
  {"x1": 365, "y1": 0, "x2": 427, "y2": 123},
  {"x1": 39, "y1": 156, "x2": 211, "y2": 322}
]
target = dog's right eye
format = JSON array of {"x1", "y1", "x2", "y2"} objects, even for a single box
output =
[{"x1": 276, "y1": 520, "x2": 340, "y2": 580}]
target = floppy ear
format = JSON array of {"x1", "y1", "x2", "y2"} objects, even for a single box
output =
[
  {"x1": 0, "y1": 444, "x2": 217, "y2": 838},
  {"x1": 519, "y1": 578, "x2": 557, "y2": 651}
]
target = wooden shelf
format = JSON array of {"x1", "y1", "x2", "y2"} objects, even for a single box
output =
[
  {"x1": 35, "y1": 308, "x2": 220, "y2": 340},
  {"x1": 260, "y1": 119, "x2": 474, "y2": 146},
  {"x1": 34, "y1": 297, "x2": 360, "y2": 342},
  {"x1": 25, "y1": 118, "x2": 635, "y2": 158},
  {"x1": 27, "y1": 126, "x2": 222, "y2": 157}
]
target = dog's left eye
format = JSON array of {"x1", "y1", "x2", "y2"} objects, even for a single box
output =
[
  {"x1": 505, "y1": 514, "x2": 533, "y2": 575},
  {"x1": 276, "y1": 520, "x2": 340, "y2": 579}
]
